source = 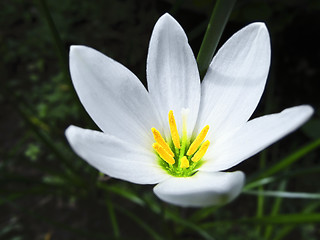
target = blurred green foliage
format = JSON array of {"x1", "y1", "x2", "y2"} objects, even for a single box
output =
[{"x1": 0, "y1": 0, "x2": 320, "y2": 239}]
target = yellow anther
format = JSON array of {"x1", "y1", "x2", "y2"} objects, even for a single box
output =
[
  {"x1": 168, "y1": 110, "x2": 180, "y2": 149},
  {"x1": 180, "y1": 156, "x2": 189, "y2": 168},
  {"x1": 191, "y1": 140, "x2": 210, "y2": 163},
  {"x1": 151, "y1": 128, "x2": 174, "y2": 157},
  {"x1": 153, "y1": 143, "x2": 175, "y2": 165},
  {"x1": 187, "y1": 125, "x2": 209, "y2": 156}
]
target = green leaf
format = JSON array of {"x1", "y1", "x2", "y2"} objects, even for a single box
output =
[
  {"x1": 273, "y1": 202, "x2": 320, "y2": 240},
  {"x1": 165, "y1": 208, "x2": 215, "y2": 240},
  {"x1": 243, "y1": 190, "x2": 320, "y2": 199},
  {"x1": 189, "y1": 206, "x2": 219, "y2": 223},
  {"x1": 97, "y1": 183, "x2": 145, "y2": 206},
  {"x1": 249, "y1": 138, "x2": 320, "y2": 182},
  {"x1": 197, "y1": 0, "x2": 237, "y2": 79},
  {"x1": 244, "y1": 176, "x2": 276, "y2": 190},
  {"x1": 245, "y1": 166, "x2": 320, "y2": 190},
  {"x1": 264, "y1": 180, "x2": 287, "y2": 239},
  {"x1": 116, "y1": 205, "x2": 164, "y2": 240},
  {"x1": 35, "y1": 0, "x2": 69, "y2": 80},
  {"x1": 238, "y1": 213, "x2": 320, "y2": 225},
  {"x1": 105, "y1": 194, "x2": 120, "y2": 238}
]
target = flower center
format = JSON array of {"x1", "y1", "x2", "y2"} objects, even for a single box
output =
[{"x1": 151, "y1": 110, "x2": 210, "y2": 177}]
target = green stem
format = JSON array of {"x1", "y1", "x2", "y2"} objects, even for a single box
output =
[
  {"x1": 106, "y1": 194, "x2": 120, "y2": 238},
  {"x1": 256, "y1": 150, "x2": 267, "y2": 236},
  {"x1": 264, "y1": 180, "x2": 287, "y2": 239},
  {"x1": 197, "y1": 0, "x2": 236, "y2": 79},
  {"x1": 116, "y1": 205, "x2": 164, "y2": 240},
  {"x1": 35, "y1": 0, "x2": 69, "y2": 80},
  {"x1": 250, "y1": 138, "x2": 320, "y2": 182},
  {"x1": 273, "y1": 202, "x2": 320, "y2": 240}
]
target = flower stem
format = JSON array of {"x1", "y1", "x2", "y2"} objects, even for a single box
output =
[{"x1": 196, "y1": 0, "x2": 236, "y2": 79}]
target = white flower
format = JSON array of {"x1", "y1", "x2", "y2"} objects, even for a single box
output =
[{"x1": 65, "y1": 13, "x2": 313, "y2": 207}]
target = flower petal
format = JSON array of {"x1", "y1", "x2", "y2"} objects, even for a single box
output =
[
  {"x1": 153, "y1": 171, "x2": 245, "y2": 207},
  {"x1": 196, "y1": 23, "x2": 271, "y2": 139},
  {"x1": 65, "y1": 125, "x2": 169, "y2": 184},
  {"x1": 203, "y1": 105, "x2": 314, "y2": 172},
  {"x1": 69, "y1": 45, "x2": 161, "y2": 147},
  {"x1": 147, "y1": 13, "x2": 200, "y2": 138}
]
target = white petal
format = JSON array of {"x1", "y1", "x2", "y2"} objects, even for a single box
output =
[
  {"x1": 65, "y1": 125, "x2": 169, "y2": 184},
  {"x1": 196, "y1": 23, "x2": 271, "y2": 139},
  {"x1": 147, "y1": 13, "x2": 200, "y2": 138},
  {"x1": 154, "y1": 171, "x2": 245, "y2": 207},
  {"x1": 69, "y1": 45, "x2": 161, "y2": 148},
  {"x1": 203, "y1": 105, "x2": 314, "y2": 172}
]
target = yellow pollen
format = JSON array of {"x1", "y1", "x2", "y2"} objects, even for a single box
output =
[
  {"x1": 187, "y1": 125, "x2": 209, "y2": 156},
  {"x1": 168, "y1": 110, "x2": 180, "y2": 149},
  {"x1": 180, "y1": 156, "x2": 189, "y2": 168},
  {"x1": 191, "y1": 140, "x2": 210, "y2": 163},
  {"x1": 151, "y1": 128, "x2": 174, "y2": 157},
  {"x1": 153, "y1": 143, "x2": 175, "y2": 165}
]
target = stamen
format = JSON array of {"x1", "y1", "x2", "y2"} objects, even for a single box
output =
[
  {"x1": 187, "y1": 125, "x2": 209, "y2": 156},
  {"x1": 168, "y1": 110, "x2": 180, "y2": 149},
  {"x1": 191, "y1": 140, "x2": 210, "y2": 163},
  {"x1": 151, "y1": 128, "x2": 174, "y2": 157},
  {"x1": 180, "y1": 156, "x2": 189, "y2": 168},
  {"x1": 153, "y1": 143, "x2": 175, "y2": 165}
]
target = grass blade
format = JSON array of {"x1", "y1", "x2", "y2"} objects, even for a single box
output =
[
  {"x1": 273, "y1": 202, "x2": 320, "y2": 240},
  {"x1": 249, "y1": 138, "x2": 320, "y2": 182},
  {"x1": 243, "y1": 190, "x2": 320, "y2": 199},
  {"x1": 197, "y1": 0, "x2": 237, "y2": 79},
  {"x1": 264, "y1": 180, "x2": 287, "y2": 239},
  {"x1": 238, "y1": 213, "x2": 320, "y2": 224}
]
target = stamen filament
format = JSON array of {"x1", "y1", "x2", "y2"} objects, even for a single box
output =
[
  {"x1": 191, "y1": 140, "x2": 210, "y2": 163},
  {"x1": 153, "y1": 143, "x2": 175, "y2": 165},
  {"x1": 187, "y1": 125, "x2": 209, "y2": 156},
  {"x1": 151, "y1": 128, "x2": 174, "y2": 157},
  {"x1": 180, "y1": 156, "x2": 189, "y2": 168},
  {"x1": 168, "y1": 110, "x2": 180, "y2": 149}
]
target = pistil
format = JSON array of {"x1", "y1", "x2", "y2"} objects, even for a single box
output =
[{"x1": 180, "y1": 156, "x2": 189, "y2": 168}]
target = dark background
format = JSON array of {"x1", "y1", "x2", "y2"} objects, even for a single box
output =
[{"x1": 1, "y1": 0, "x2": 319, "y2": 239}]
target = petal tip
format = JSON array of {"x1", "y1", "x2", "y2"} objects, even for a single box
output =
[
  {"x1": 69, "y1": 45, "x2": 90, "y2": 58},
  {"x1": 304, "y1": 105, "x2": 314, "y2": 115},
  {"x1": 158, "y1": 12, "x2": 175, "y2": 22},
  {"x1": 246, "y1": 22, "x2": 268, "y2": 32},
  {"x1": 250, "y1": 22, "x2": 267, "y2": 28},
  {"x1": 65, "y1": 125, "x2": 78, "y2": 142},
  {"x1": 155, "y1": 12, "x2": 181, "y2": 31},
  {"x1": 294, "y1": 105, "x2": 314, "y2": 119},
  {"x1": 245, "y1": 22, "x2": 270, "y2": 40},
  {"x1": 70, "y1": 45, "x2": 81, "y2": 53}
]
